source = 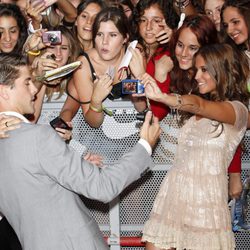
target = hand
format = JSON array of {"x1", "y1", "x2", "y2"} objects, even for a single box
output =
[
  {"x1": 155, "y1": 20, "x2": 173, "y2": 44},
  {"x1": 55, "y1": 122, "x2": 72, "y2": 141},
  {"x1": 140, "y1": 73, "x2": 164, "y2": 102},
  {"x1": 128, "y1": 47, "x2": 146, "y2": 79},
  {"x1": 32, "y1": 52, "x2": 59, "y2": 77},
  {"x1": 229, "y1": 173, "x2": 243, "y2": 199},
  {"x1": 154, "y1": 55, "x2": 173, "y2": 82},
  {"x1": 83, "y1": 152, "x2": 103, "y2": 167},
  {"x1": 91, "y1": 74, "x2": 113, "y2": 104},
  {"x1": 26, "y1": 0, "x2": 46, "y2": 24},
  {"x1": 140, "y1": 111, "x2": 161, "y2": 149},
  {"x1": 0, "y1": 115, "x2": 21, "y2": 139},
  {"x1": 23, "y1": 29, "x2": 49, "y2": 53}
]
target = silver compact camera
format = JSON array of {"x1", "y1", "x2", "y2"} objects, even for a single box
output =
[{"x1": 42, "y1": 31, "x2": 62, "y2": 45}]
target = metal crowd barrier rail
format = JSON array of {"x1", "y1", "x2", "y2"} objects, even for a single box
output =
[{"x1": 38, "y1": 98, "x2": 250, "y2": 250}]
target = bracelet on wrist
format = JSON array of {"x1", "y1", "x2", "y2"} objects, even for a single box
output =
[
  {"x1": 170, "y1": 93, "x2": 183, "y2": 109},
  {"x1": 27, "y1": 50, "x2": 41, "y2": 56},
  {"x1": 89, "y1": 104, "x2": 103, "y2": 113}
]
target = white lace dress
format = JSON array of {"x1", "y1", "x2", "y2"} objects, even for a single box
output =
[{"x1": 142, "y1": 101, "x2": 248, "y2": 250}]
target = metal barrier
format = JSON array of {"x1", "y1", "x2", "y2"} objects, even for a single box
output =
[{"x1": 38, "y1": 98, "x2": 250, "y2": 250}]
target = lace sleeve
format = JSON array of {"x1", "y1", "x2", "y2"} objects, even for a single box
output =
[{"x1": 230, "y1": 101, "x2": 248, "y2": 131}]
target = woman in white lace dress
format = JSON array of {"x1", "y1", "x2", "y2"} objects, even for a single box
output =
[{"x1": 142, "y1": 43, "x2": 250, "y2": 250}]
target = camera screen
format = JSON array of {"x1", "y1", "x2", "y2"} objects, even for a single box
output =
[
  {"x1": 121, "y1": 80, "x2": 144, "y2": 94},
  {"x1": 122, "y1": 81, "x2": 137, "y2": 94}
]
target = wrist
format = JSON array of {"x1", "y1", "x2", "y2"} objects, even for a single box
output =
[
  {"x1": 27, "y1": 50, "x2": 41, "y2": 56},
  {"x1": 89, "y1": 102, "x2": 103, "y2": 113},
  {"x1": 168, "y1": 93, "x2": 182, "y2": 109},
  {"x1": 28, "y1": 21, "x2": 42, "y2": 34},
  {"x1": 155, "y1": 72, "x2": 167, "y2": 83}
]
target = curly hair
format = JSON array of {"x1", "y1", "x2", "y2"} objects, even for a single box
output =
[
  {"x1": 0, "y1": 3, "x2": 28, "y2": 54},
  {"x1": 131, "y1": 0, "x2": 179, "y2": 58}
]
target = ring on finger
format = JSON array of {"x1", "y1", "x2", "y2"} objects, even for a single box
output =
[{"x1": 5, "y1": 121, "x2": 8, "y2": 127}]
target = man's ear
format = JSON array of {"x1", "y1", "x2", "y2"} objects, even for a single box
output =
[{"x1": 0, "y1": 85, "x2": 10, "y2": 100}]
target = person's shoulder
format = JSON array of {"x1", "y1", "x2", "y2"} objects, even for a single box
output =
[
  {"x1": 229, "y1": 100, "x2": 248, "y2": 111},
  {"x1": 87, "y1": 48, "x2": 99, "y2": 62},
  {"x1": 8, "y1": 123, "x2": 54, "y2": 141},
  {"x1": 21, "y1": 123, "x2": 54, "y2": 135}
]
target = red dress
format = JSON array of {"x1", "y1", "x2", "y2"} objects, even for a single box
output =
[{"x1": 146, "y1": 49, "x2": 170, "y2": 121}]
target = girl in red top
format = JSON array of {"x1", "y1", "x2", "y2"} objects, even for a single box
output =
[{"x1": 129, "y1": 0, "x2": 179, "y2": 120}]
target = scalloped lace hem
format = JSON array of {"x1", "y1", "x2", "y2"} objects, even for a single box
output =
[{"x1": 142, "y1": 222, "x2": 235, "y2": 250}]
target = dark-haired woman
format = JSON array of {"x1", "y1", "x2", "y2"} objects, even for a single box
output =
[
  {"x1": 170, "y1": 14, "x2": 243, "y2": 200},
  {"x1": 60, "y1": 7, "x2": 130, "y2": 128},
  {"x1": 221, "y1": 0, "x2": 250, "y2": 66},
  {"x1": 74, "y1": 0, "x2": 107, "y2": 52},
  {"x1": 142, "y1": 42, "x2": 250, "y2": 250},
  {"x1": 0, "y1": 3, "x2": 28, "y2": 54}
]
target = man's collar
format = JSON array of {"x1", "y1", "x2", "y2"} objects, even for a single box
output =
[{"x1": 0, "y1": 111, "x2": 30, "y2": 123}]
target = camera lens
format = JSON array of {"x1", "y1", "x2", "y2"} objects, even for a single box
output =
[{"x1": 48, "y1": 34, "x2": 58, "y2": 43}]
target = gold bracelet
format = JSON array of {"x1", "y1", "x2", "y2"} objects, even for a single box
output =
[
  {"x1": 89, "y1": 104, "x2": 103, "y2": 113},
  {"x1": 27, "y1": 50, "x2": 41, "y2": 56}
]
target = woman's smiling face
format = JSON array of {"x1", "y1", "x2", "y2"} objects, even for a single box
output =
[
  {"x1": 0, "y1": 16, "x2": 19, "y2": 53},
  {"x1": 175, "y1": 27, "x2": 200, "y2": 70},
  {"x1": 222, "y1": 6, "x2": 248, "y2": 46}
]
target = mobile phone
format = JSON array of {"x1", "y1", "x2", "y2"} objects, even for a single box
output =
[
  {"x1": 121, "y1": 79, "x2": 144, "y2": 94},
  {"x1": 50, "y1": 116, "x2": 71, "y2": 130},
  {"x1": 42, "y1": 31, "x2": 62, "y2": 45}
]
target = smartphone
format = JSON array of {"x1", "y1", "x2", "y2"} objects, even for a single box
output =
[
  {"x1": 121, "y1": 79, "x2": 144, "y2": 94},
  {"x1": 42, "y1": 31, "x2": 62, "y2": 45},
  {"x1": 50, "y1": 116, "x2": 71, "y2": 130}
]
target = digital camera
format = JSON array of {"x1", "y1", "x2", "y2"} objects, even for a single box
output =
[
  {"x1": 121, "y1": 79, "x2": 144, "y2": 94},
  {"x1": 42, "y1": 31, "x2": 62, "y2": 45}
]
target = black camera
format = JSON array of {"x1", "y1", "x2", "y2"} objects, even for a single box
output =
[
  {"x1": 121, "y1": 79, "x2": 144, "y2": 94},
  {"x1": 42, "y1": 31, "x2": 62, "y2": 45}
]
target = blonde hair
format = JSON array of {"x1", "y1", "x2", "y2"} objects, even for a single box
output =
[{"x1": 43, "y1": 26, "x2": 80, "y2": 101}]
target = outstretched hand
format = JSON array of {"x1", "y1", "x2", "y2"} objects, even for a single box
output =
[
  {"x1": 140, "y1": 111, "x2": 161, "y2": 149},
  {"x1": 140, "y1": 73, "x2": 164, "y2": 103}
]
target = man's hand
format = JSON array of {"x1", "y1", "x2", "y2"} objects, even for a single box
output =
[
  {"x1": 140, "y1": 111, "x2": 161, "y2": 149},
  {"x1": 0, "y1": 115, "x2": 21, "y2": 139}
]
